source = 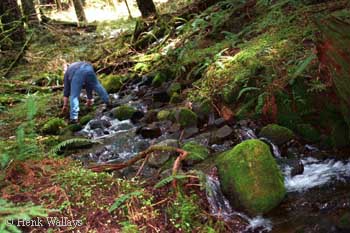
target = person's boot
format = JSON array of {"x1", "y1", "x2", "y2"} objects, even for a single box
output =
[{"x1": 69, "y1": 119, "x2": 79, "y2": 124}]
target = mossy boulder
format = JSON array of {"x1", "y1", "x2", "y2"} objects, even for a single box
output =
[
  {"x1": 177, "y1": 108, "x2": 198, "y2": 128},
  {"x1": 182, "y1": 141, "x2": 209, "y2": 164},
  {"x1": 152, "y1": 72, "x2": 167, "y2": 87},
  {"x1": 101, "y1": 75, "x2": 125, "y2": 93},
  {"x1": 41, "y1": 118, "x2": 67, "y2": 135},
  {"x1": 216, "y1": 139, "x2": 286, "y2": 214},
  {"x1": 80, "y1": 114, "x2": 93, "y2": 125},
  {"x1": 113, "y1": 105, "x2": 136, "y2": 120},
  {"x1": 259, "y1": 124, "x2": 294, "y2": 145},
  {"x1": 296, "y1": 123, "x2": 321, "y2": 143},
  {"x1": 157, "y1": 110, "x2": 171, "y2": 121}
]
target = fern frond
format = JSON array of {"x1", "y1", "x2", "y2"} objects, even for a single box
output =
[
  {"x1": 154, "y1": 174, "x2": 189, "y2": 189},
  {"x1": 109, "y1": 191, "x2": 143, "y2": 213},
  {"x1": 50, "y1": 138, "x2": 96, "y2": 155}
]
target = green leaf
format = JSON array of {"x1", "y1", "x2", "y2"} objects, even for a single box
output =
[
  {"x1": 236, "y1": 87, "x2": 261, "y2": 100},
  {"x1": 293, "y1": 54, "x2": 316, "y2": 78},
  {"x1": 109, "y1": 191, "x2": 143, "y2": 213},
  {"x1": 154, "y1": 174, "x2": 188, "y2": 189}
]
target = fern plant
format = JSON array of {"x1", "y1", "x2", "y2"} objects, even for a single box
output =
[
  {"x1": 154, "y1": 174, "x2": 189, "y2": 189},
  {"x1": 0, "y1": 198, "x2": 50, "y2": 233},
  {"x1": 109, "y1": 191, "x2": 143, "y2": 213},
  {"x1": 50, "y1": 138, "x2": 96, "y2": 155}
]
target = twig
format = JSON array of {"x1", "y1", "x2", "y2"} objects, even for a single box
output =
[
  {"x1": 135, "y1": 153, "x2": 150, "y2": 177},
  {"x1": 171, "y1": 148, "x2": 189, "y2": 190},
  {"x1": 3, "y1": 32, "x2": 34, "y2": 78}
]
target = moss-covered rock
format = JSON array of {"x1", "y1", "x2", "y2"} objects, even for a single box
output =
[
  {"x1": 182, "y1": 141, "x2": 209, "y2": 164},
  {"x1": 101, "y1": 75, "x2": 125, "y2": 93},
  {"x1": 259, "y1": 124, "x2": 294, "y2": 145},
  {"x1": 157, "y1": 110, "x2": 171, "y2": 121},
  {"x1": 296, "y1": 123, "x2": 320, "y2": 143},
  {"x1": 112, "y1": 105, "x2": 136, "y2": 120},
  {"x1": 177, "y1": 108, "x2": 198, "y2": 128},
  {"x1": 152, "y1": 72, "x2": 167, "y2": 87},
  {"x1": 80, "y1": 114, "x2": 93, "y2": 125},
  {"x1": 41, "y1": 118, "x2": 67, "y2": 135},
  {"x1": 216, "y1": 139, "x2": 286, "y2": 214},
  {"x1": 167, "y1": 82, "x2": 181, "y2": 96},
  {"x1": 192, "y1": 99, "x2": 212, "y2": 120}
]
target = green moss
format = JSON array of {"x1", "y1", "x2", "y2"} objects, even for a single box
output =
[
  {"x1": 101, "y1": 75, "x2": 125, "y2": 93},
  {"x1": 41, "y1": 118, "x2": 67, "y2": 135},
  {"x1": 167, "y1": 82, "x2": 181, "y2": 96},
  {"x1": 259, "y1": 124, "x2": 294, "y2": 145},
  {"x1": 157, "y1": 110, "x2": 171, "y2": 121},
  {"x1": 113, "y1": 105, "x2": 136, "y2": 120},
  {"x1": 152, "y1": 72, "x2": 167, "y2": 87},
  {"x1": 182, "y1": 142, "x2": 209, "y2": 163},
  {"x1": 216, "y1": 139, "x2": 286, "y2": 214},
  {"x1": 63, "y1": 124, "x2": 83, "y2": 133},
  {"x1": 338, "y1": 212, "x2": 350, "y2": 229},
  {"x1": 296, "y1": 123, "x2": 320, "y2": 143},
  {"x1": 80, "y1": 114, "x2": 93, "y2": 125},
  {"x1": 169, "y1": 93, "x2": 182, "y2": 104},
  {"x1": 177, "y1": 108, "x2": 198, "y2": 128}
]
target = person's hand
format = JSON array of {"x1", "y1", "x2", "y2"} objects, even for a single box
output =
[
  {"x1": 61, "y1": 105, "x2": 68, "y2": 114},
  {"x1": 86, "y1": 99, "x2": 93, "y2": 108}
]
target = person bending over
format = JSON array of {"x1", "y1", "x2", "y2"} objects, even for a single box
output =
[{"x1": 61, "y1": 61, "x2": 109, "y2": 123}]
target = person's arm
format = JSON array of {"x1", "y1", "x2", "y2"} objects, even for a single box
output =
[{"x1": 62, "y1": 71, "x2": 70, "y2": 113}]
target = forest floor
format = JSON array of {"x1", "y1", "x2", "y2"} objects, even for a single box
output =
[{"x1": 1, "y1": 0, "x2": 350, "y2": 232}]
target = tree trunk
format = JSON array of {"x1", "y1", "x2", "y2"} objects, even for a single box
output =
[
  {"x1": 136, "y1": 0, "x2": 157, "y2": 18},
  {"x1": 20, "y1": 0, "x2": 39, "y2": 25},
  {"x1": 124, "y1": 0, "x2": 132, "y2": 19},
  {"x1": 72, "y1": 0, "x2": 87, "y2": 23},
  {"x1": 0, "y1": 0, "x2": 26, "y2": 45}
]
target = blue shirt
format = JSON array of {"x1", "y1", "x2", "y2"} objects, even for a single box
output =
[{"x1": 63, "y1": 61, "x2": 94, "y2": 99}]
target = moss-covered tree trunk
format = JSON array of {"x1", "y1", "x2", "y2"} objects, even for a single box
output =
[
  {"x1": 0, "y1": 0, "x2": 26, "y2": 45},
  {"x1": 72, "y1": 0, "x2": 87, "y2": 23},
  {"x1": 20, "y1": 0, "x2": 39, "y2": 25},
  {"x1": 136, "y1": 0, "x2": 157, "y2": 18}
]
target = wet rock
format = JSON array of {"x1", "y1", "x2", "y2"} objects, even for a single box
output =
[
  {"x1": 137, "y1": 125, "x2": 162, "y2": 139},
  {"x1": 296, "y1": 123, "x2": 321, "y2": 143},
  {"x1": 41, "y1": 117, "x2": 67, "y2": 135},
  {"x1": 289, "y1": 158, "x2": 304, "y2": 177},
  {"x1": 186, "y1": 132, "x2": 211, "y2": 146},
  {"x1": 182, "y1": 127, "x2": 199, "y2": 139},
  {"x1": 214, "y1": 125, "x2": 233, "y2": 140},
  {"x1": 148, "y1": 139, "x2": 179, "y2": 167},
  {"x1": 89, "y1": 119, "x2": 111, "y2": 129},
  {"x1": 168, "y1": 123, "x2": 180, "y2": 133},
  {"x1": 176, "y1": 108, "x2": 198, "y2": 128},
  {"x1": 182, "y1": 141, "x2": 209, "y2": 165},
  {"x1": 216, "y1": 139, "x2": 286, "y2": 214},
  {"x1": 259, "y1": 124, "x2": 294, "y2": 145},
  {"x1": 214, "y1": 118, "x2": 226, "y2": 127},
  {"x1": 192, "y1": 99, "x2": 212, "y2": 120},
  {"x1": 142, "y1": 110, "x2": 158, "y2": 123},
  {"x1": 153, "y1": 91, "x2": 170, "y2": 103},
  {"x1": 112, "y1": 105, "x2": 137, "y2": 120},
  {"x1": 130, "y1": 110, "x2": 144, "y2": 123}
]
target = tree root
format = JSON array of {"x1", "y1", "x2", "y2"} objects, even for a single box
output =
[{"x1": 89, "y1": 145, "x2": 189, "y2": 190}]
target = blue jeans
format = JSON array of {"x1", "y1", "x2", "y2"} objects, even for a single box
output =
[{"x1": 70, "y1": 64, "x2": 109, "y2": 120}]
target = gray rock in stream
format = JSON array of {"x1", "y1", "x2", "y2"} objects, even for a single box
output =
[
  {"x1": 89, "y1": 119, "x2": 111, "y2": 129},
  {"x1": 148, "y1": 139, "x2": 179, "y2": 168}
]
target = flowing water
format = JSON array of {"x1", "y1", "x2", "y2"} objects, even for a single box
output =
[{"x1": 74, "y1": 80, "x2": 350, "y2": 232}]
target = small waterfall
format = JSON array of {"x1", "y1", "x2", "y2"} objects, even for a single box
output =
[
  {"x1": 283, "y1": 157, "x2": 350, "y2": 192},
  {"x1": 206, "y1": 168, "x2": 273, "y2": 232},
  {"x1": 235, "y1": 126, "x2": 257, "y2": 141},
  {"x1": 259, "y1": 137, "x2": 281, "y2": 158}
]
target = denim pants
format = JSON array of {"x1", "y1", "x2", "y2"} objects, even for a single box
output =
[{"x1": 70, "y1": 64, "x2": 109, "y2": 120}]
